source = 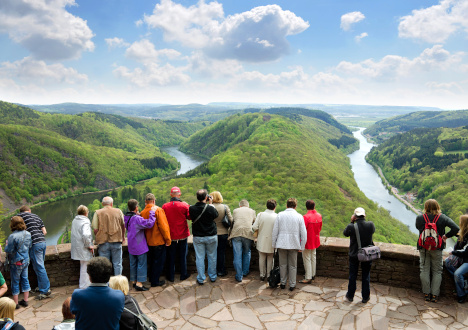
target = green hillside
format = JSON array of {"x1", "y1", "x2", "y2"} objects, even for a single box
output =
[
  {"x1": 364, "y1": 109, "x2": 468, "y2": 142},
  {"x1": 367, "y1": 126, "x2": 468, "y2": 221},
  {"x1": 119, "y1": 113, "x2": 415, "y2": 245},
  {"x1": 0, "y1": 101, "x2": 206, "y2": 206}
]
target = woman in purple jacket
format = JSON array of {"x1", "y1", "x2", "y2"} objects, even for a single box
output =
[{"x1": 124, "y1": 199, "x2": 156, "y2": 291}]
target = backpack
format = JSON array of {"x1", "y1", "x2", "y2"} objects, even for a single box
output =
[
  {"x1": 0, "y1": 319, "x2": 17, "y2": 330},
  {"x1": 124, "y1": 298, "x2": 157, "y2": 330},
  {"x1": 418, "y1": 214, "x2": 442, "y2": 250}
]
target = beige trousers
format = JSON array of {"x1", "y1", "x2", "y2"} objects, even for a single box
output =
[
  {"x1": 258, "y1": 252, "x2": 274, "y2": 278},
  {"x1": 302, "y1": 249, "x2": 317, "y2": 280}
]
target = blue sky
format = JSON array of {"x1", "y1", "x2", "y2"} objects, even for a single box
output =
[{"x1": 0, "y1": 0, "x2": 467, "y2": 109}]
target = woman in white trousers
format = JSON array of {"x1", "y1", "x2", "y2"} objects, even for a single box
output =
[{"x1": 71, "y1": 205, "x2": 94, "y2": 289}]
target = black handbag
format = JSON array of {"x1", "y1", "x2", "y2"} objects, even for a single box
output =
[
  {"x1": 354, "y1": 223, "x2": 381, "y2": 262},
  {"x1": 221, "y1": 205, "x2": 231, "y2": 228},
  {"x1": 268, "y1": 251, "x2": 281, "y2": 288}
]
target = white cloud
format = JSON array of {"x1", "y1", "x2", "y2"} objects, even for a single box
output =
[
  {"x1": 143, "y1": 0, "x2": 309, "y2": 62},
  {"x1": 125, "y1": 39, "x2": 181, "y2": 62},
  {"x1": 399, "y1": 0, "x2": 468, "y2": 43},
  {"x1": 340, "y1": 11, "x2": 365, "y2": 31},
  {"x1": 336, "y1": 45, "x2": 464, "y2": 80},
  {"x1": 113, "y1": 62, "x2": 190, "y2": 87},
  {"x1": 0, "y1": 0, "x2": 95, "y2": 60},
  {"x1": 426, "y1": 81, "x2": 464, "y2": 94},
  {"x1": 0, "y1": 57, "x2": 88, "y2": 84},
  {"x1": 105, "y1": 37, "x2": 130, "y2": 49},
  {"x1": 355, "y1": 32, "x2": 368, "y2": 42},
  {"x1": 188, "y1": 51, "x2": 243, "y2": 78}
]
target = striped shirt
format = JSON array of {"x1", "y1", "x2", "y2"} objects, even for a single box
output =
[{"x1": 17, "y1": 212, "x2": 46, "y2": 245}]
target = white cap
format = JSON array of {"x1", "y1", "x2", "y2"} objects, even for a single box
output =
[{"x1": 354, "y1": 207, "x2": 366, "y2": 217}]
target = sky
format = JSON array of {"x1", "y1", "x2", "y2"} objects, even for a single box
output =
[{"x1": 0, "y1": 0, "x2": 467, "y2": 109}]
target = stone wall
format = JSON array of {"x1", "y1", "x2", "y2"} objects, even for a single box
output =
[{"x1": 1, "y1": 237, "x2": 455, "y2": 296}]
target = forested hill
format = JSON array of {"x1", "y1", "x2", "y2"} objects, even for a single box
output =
[
  {"x1": 367, "y1": 126, "x2": 468, "y2": 221},
  {"x1": 0, "y1": 101, "x2": 206, "y2": 210},
  {"x1": 179, "y1": 108, "x2": 355, "y2": 158},
  {"x1": 132, "y1": 113, "x2": 416, "y2": 244},
  {"x1": 364, "y1": 109, "x2": 468, "y2": 142}
]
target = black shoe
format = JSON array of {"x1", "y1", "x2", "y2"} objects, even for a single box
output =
[
  {"x1": 362, "y1": 297, "x2": 370, "y2": 303},
  {"x1": 134, "y1": 285, "x2": 149, "y2": 291},
  {"x1": 197, "y1": 281, "x2": 204, "y2": 285},
  {"x1": 312, "y1": 276, "x2": 315, "y2": 280},
  {"x1": 45, "y1": 289, "x2": 52, "y2": 296},
  {"x1": 18, "y1": 300, "x2": 28, "y2": 307},
  {"x1": 289, "y1": 286, "x2": 295, "y2": 291},
  {"x1": 217, "y1": 272, "x2": 227, "y2": 277},
  {"x1": 260, "y1": 276, "x2": 265, "y2": 281},
  {"x1": 458, "y1": 295, "x2": 467, "y2": 304},
  {"x1": 166, "y1": 278, "x2": 175, "y2": 283},
  {"x1": 151, "y1": 280, "x2": 166, "y2": 287},
  {"x1": 15, "y1": 304, "x2": 20, "y2": 310},
  {"x1": 235, "y1": 278, "x2": 242, "y2": 283},
  {"x1": 424, "y1": 294, "x2": 431, "y2": 301},
  {"x1": 280, "y1": 284, "x2": 286, "y2": 289},
  {"x1": 345, "y1": 293, "x2": 353, "y2": 302},
  {"x1": 180, "y1": 273, "x2": 191, "y2": 281}
]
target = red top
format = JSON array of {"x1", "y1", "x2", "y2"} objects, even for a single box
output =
[
  {"x1": 162, "y1": 199, "x2": 190, "y2": 240},
  {"x1": 303, "y1": 210, "x2": 322, "y2": 250}
]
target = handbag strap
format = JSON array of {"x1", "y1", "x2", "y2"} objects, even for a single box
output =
[
  {"x1": 123, "y1": 297, "x2": 143, "y2": 317},
  {"x1": 192, "y1": 204, "x2": 208, "y2": 225},
  {"x1": 353, "y1": 222, "x2": 362, "y2": 250}
]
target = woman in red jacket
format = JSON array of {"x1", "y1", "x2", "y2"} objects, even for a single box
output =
[{"x1": 299, "y1": 200, "x2": 322, "y2": 284}]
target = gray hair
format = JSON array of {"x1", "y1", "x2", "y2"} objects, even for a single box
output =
[
  {"x1": 239, "y1": 199, "x2": 249, "y2": 207},
  {"x1": 102, "y1": 196, "x2": 113, "y2": 206}
]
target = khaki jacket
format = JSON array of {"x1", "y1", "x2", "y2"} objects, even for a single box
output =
[
  {"x1": 229, "y1": 207, "x2": 256, "y2": 240},
  {"x1": 252, "y1": 209, "x2": 277, "y2": 253},
  {"x1": 93, "y1": 206, "x2": 124, "y2": 245}
]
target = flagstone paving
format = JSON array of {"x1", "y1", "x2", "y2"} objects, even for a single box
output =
[{"x1": 13, "y1": 272, "x2": 468, "y2": 329}]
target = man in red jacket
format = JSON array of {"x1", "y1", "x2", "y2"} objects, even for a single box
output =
[
  {"x1": 300, "y1": 200, "x2": 322, "y2": 284},
  {"x1": 162, "y1": 187, "x2": 191, "y2": 282}
]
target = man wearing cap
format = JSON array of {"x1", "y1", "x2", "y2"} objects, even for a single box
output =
[
  {"x1": 162, "y1": 187, "x2": 191, "y2": 282},
  {"x1": 343, "y1": 207, "x2": 375, "y2": 304}
]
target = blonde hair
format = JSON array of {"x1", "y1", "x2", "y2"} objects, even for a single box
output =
[
  {"x1": 109, "y1": 275, "x2": 129, "y2": 295},
  {"x1": 459, "y1": 215, "x2": 468, "y2": 242},
  {"x1": 0, "y1": 297, "x2": 16, "y2": 320},
  {"x1": 77, "y1": 205, "x2": 88, "y2": 216},
  {"x1": 424, "y1": 199, "x2": 441, "y2": 215},
  {"x1": 211, "y1": 191, "x2": 223, "y2": 204}
]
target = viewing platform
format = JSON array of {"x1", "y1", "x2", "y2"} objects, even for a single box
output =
[
  {"x1": 7, "y1": 237, "x2": 465, "y2": 329},
  {"x1": 14, "y1": 272, "x2": 467, "y2": 329}
]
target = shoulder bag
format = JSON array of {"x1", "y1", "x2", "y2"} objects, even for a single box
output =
[
  {"x1": 124, "y1": 298, "x2": 157, "y2": 330},
  {"x1": 268, "y1": 250, "x2": 281, "y2": 288},
  {"x1": 221, "y1": 205, "x2": 231, "y2": 228},
  {"x1": 192, "y1": 204, "x2": 208, "y2": 225},
  {"x1": 354, "y1": 222, "x2": 380, "y2": 262}
]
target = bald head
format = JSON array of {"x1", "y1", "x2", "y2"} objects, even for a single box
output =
[{"x1": 102, "y1": 196, "x2": 113, "y2": 206}]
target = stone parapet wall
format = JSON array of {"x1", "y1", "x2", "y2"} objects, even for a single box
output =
[{"x1": 1, "y1": 237, "x2": 454, "y2": 295}]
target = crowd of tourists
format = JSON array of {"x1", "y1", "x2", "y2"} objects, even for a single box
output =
[{"x1": 1, "y1": 188, "x2": 467, "y2": 329}]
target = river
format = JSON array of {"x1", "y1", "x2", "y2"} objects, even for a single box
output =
[{"x1": 348, "y1": 128, "x2": 418, "y2": 234}]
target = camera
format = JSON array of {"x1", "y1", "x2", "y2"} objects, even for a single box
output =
[{"x1": 207, "y1": 195, "x2": 212, "y2": 200}]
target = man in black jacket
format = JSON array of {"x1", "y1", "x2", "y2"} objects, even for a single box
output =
[
  {"x1": 343, "y1": 207, "x2": 375, "y2": 303},
  {"x1": 189, "y1": 189, "x2": 219, "y2": 285}
]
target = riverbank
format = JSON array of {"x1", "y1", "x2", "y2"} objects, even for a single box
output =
[{"x1": 374, "y1": 165, "x2": 421, "y2": 215}]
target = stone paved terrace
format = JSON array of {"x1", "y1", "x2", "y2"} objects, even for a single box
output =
[{"x1": 13, "y1": 271, "x2": 468, "y2": 330}]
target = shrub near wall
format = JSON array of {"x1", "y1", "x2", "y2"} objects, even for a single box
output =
[{"x1": 1, "y1": 237, "x2": 454, "y2": 296}]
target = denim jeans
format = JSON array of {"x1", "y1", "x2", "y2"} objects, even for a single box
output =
[
  {"x1": 166, "y1": 239, "x2": 189, "y2": 281},
  {"x1": 148, "y1": 245, "x2": 166, "y2": 285},
  {"x1": 217, "y1": 234, "x2": 228, "y2": 275},
  {"x1": 129, "y1": 253, "x2": 147, "y2": 283},
  {"x1": 232, "y1": 237, "x2": 252, "y2": 281},
  {"x1": 10, "y1": 262, "x2": 31, "y2": 296},
  {"x1": 193, "y1": 235, "x2": 217, "y2": 283},
  {"x1": 445, "y1": 260, "x2": 468, "y2": 297},
  {"x1": 98, "y1": 242, "x2": 122, "y2": 275},
  {"x1": 347, "y1": 256, "x2": 372, "y2": 300},
  {"x1": 30, "y1": 242, "x2": 50, "y2": 294}
]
